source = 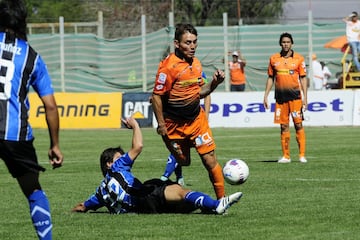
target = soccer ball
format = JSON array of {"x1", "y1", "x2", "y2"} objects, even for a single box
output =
[{"x1": 222, "y1": 159, "x2": 249, "y2": 185}]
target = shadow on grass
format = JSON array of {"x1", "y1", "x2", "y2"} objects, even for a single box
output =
[{"x1": 258, "y1": 160, "x2": 278, "y2": 163}]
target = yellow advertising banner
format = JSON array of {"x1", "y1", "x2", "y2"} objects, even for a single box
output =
[{"x1": 29, "y1": 92, "x2": 122, "y2": 129}]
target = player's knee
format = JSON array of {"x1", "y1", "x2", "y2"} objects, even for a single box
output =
[
  {"x1": 295, "y1": 123, "x2": 303, "y2": 131},
  {"x1": 174, "y1": 154, "x2": 190, "y2": 166},
  {"x1": 201, "y1": 151, "x2": 218, "y2": 169},
  {"x1": 280, "y1": 124, "x2": 289, "y2": 132},
  {"x1": 165, "y1": 184, "x2": 188, "y2": 200},
  {"x1": 17, "y1": 172, "x2": 41, "y2": 197}
]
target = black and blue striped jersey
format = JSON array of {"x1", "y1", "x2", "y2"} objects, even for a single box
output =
[
  {"x1": 83, "y1": 153, "x2": 142, "y2": 214},
  {"x1": 0, "y1": 32, "x2": 54, "y2": 141}
]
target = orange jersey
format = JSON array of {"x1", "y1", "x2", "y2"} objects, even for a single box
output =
[
  {"x1": 229, "y1": 61, "x2": 246, "y2": 85},
  {"x1": 153, "y1": 53, "x2": 204, "y2": 120},
  {"x1": 268, "y1": 51, "x2": 306, "y2": 103}
]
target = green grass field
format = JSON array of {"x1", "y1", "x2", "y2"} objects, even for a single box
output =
[{"x1": 0, "y1": 126, "x2": 359, "y2": 240}]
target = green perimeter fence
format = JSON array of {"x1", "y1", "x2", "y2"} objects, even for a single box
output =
[{"x1": 28, "y1": 22, "x2": 346, "y2": 93}]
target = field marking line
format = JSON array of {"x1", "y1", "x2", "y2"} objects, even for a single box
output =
[{"x1": 296, "y1": 178, "x2": 360, "y2": 182}]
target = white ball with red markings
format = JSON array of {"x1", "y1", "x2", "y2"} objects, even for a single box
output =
[{"x1": 222, "y1": 159, "x2": 249, "y2": 185}]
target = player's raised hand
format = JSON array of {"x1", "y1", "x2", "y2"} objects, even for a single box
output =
[
  {"x1": 121, "y1": 117, "x2": 139, "y2": 129},
  {"x1": 213, "y1": 69, "x2": 225, "y2": 84}
]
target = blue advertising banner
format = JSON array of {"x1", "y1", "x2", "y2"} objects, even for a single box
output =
[{"x1": 122, "y1": 92, "x2": 153, "y2": 127}]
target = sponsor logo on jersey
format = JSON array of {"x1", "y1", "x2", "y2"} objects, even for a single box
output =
[
  {"x1": 291, "y1": 111, "x2": 301, "y2": 118},
  {"x1": 195, "y1": 132, "x2": 213, "y2": 146},
  {"x1": 276, "y1": 69, "x2": 290, "y2": 75},
  {"x1": 179, "y1": 78, "x2": 201, "y2": 87},
  {"x1": 156, "y1": 85, "x2": 163, "y2": 90},
  {"x1": 158, "y1": 72, "x2": 167, "y2": 84}
]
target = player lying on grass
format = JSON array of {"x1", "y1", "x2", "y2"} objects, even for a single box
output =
[{"x1": 72, "y1": 117, "x2": 242, "y2": 214}]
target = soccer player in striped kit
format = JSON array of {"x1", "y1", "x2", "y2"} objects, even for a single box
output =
[
  {"x1": 72, "y1": 117, "x2": 242, "y2": 215},
  {"x1": 0, "y1": 1, "x2": 63, "y2": 239}
]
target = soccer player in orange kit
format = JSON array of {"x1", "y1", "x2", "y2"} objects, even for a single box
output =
[
  {"x1": 263, "y1": 32, "x2": 308, "y2": 164},
  {"x1": 152, "y1": 23, "x2": 226, "y2": 199}
]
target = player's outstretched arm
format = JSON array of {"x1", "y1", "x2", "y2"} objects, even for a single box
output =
[{"x1": 122, "y1": 117, "x2": 143, "y2": 161}]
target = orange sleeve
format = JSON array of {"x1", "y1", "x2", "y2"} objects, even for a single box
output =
[
  {"x1": 267, "y1": 55, "x2": 275, "y2": 77},
  {"x1": 298, "y1": 54, "x2": 307, "y2": 77},
  {"x1": 153, "y1": 56, "x2": 175, "y2": 95}
]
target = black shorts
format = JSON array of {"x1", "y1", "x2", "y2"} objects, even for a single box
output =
[
  {"x1": 0, "y1": 140, "x2": 45, "y2": 178},
  {"x1": 135, "y1": 178, "x2": 196, "y2": 214}
]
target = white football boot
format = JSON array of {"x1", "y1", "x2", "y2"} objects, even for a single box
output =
[
  {"x1": 215, "y1": 192, "x2": 243, "y2": 214},
  {"x1": 278, "y1": 157, "x2": 291, "y2": 163}
]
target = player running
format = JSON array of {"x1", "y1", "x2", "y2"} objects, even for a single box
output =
[
  {"x1": 152, "y1": 23, "x2": 226, "y2": 199},
  {"x1": 159, "y1": 71, "x2": 211, "y2": 186}
]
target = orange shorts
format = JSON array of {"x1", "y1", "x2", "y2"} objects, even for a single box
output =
[
  {"x1": 165, "y1": 108, "x2": 216, "y2": 155},
  {"x1": 274, "y1": 99, "x2": 304, "y2": 124}
]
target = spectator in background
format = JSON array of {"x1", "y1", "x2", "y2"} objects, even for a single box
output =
[
  {"x1": 229, "y1": 51, "x2": 247, "y2": 91},
  {"x1": 320, "y1": 61, "x2": 332, "y2": 89},
  {"x1": 343, "y1": 11, "x2": 360, "y2": 72},
  {"x1": 0, "y1": 1, "x2": 64, "y2": 239},
  {"x1": 312, "y1": 54, "x2": 325, "y2": 90}
]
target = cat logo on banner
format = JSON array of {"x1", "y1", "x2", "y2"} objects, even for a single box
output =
[{"x1": 122, "y1": 93, "x2": 153, "y2": 127}]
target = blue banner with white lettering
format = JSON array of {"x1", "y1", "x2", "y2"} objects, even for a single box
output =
[{"x1": 122, "y1": 93, "x2": 153, "y2": 127}]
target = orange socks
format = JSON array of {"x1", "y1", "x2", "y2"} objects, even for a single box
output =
[
  {"x1": 281, "y1": 131, "x2": 291, "y2": 158},
  {"x1": 209, "y1": 163, "x2": 225, "y2": 199},
  {"x1": 296, "y1": 128, "x2": 306, "y2": 157},
  {"x1": 281, "y1": 129, "x2": 306, "y2": 159}
]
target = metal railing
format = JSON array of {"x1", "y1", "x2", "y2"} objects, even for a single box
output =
[{"x1": 27, "y1": 11, "x2": 104, "y2": 38}]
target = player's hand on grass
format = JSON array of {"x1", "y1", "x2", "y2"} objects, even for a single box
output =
[{"x1": 72, "y1": 202, "x2": 87, "y2": 213}]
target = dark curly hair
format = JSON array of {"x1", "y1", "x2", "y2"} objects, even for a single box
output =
[
  {"x1": 99, "y1": 146, "x2": 125, "y2": 177},
  {"x1": 279, "y1": 32, "x2": 294, "y2": 46},
  {"x1": 0, "y1": 0, "x2": 28, "y2": 41}
]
